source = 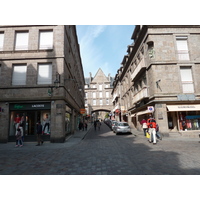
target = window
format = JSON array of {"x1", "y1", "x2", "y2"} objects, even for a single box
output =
[
  {"x1": 93, "y1": 92, "x2": 96, "y2": 98},
  {"x1": 99, "y1": 84, "x2": 102, "y2": 90},
  {"x1": 180, "y1": 67, "x2": 194, "y2": 93},
  {"x1": 39, "y1": 30, "x2": 53, "y2": 49},
  {"x1": 12, "y1": 65, "x2": 27, "y2": 85},
  {"x1": 106, "y1": 99, "x2": 109, "y2": 105},
  {"x1": 85, "y1": 92, "x2": 88, "y2": 98},
  {"x1": 93, "y1": 99, "x2": 96, "y2": 105},
  {"x1": 15, "y1": 32, "x2": 29, "y2": 50},
  {"x1": 100, "y1": 99, "x2": 103, "y2": 105},
  {"x1": 37, "y1": 63, "x2": 52, "y2": 84},
  {"x1": 106, "y1": 91, "x2": 109, "y2": 98},
  {"x1": 0, "y1": 32, "x2": 4, "y2": 51},
  {"x1": 176, "y1": 37, "x2": 189, "y2": 60},
  {"x1": 99, "y1": 92, "x2": 102, "y2": 98}
]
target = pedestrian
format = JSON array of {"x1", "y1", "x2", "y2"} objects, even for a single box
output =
[
  {"x1": 36, "y1": 121, "x2": 43, "y2": 146},
  {"x1": 94, "y1": 120, "x2": 97, "y2": 131},
  {"x1": 97, "y1": 120, "x2": 101, "y2": 130},
  {"x1": 84, "y1": 122, "x2": 88, "y2": 131},
  {"x1": 156, "y1": 124, "x2": 162, "y2": 140},
  {"x1": 19, "y1": 123, "x2": 24, "y2": 145},
  {"x1": 147, "y1": 114, "x2": 157, "y2": 145},
  {"x1": 15, "y1": 128, "x2": 23, "y2": 147},
  {"x1": 140, "y1": 118, "x2": 148, "y2": 136},
  {"x1": 78, "y1": 121, "x2": 84, "y2": 131}
]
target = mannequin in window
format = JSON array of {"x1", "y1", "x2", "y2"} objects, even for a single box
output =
[
  {"x1": 43, "y1": 114, "x2": 50, "y2": 134},
  {"x1": 14, "y1": 114, "x2": 21, "y2": 134}
]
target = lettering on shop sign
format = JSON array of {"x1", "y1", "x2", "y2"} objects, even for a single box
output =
[
  {"x1": 178, "y1": 106, "x2": 195, "y2": 108},
  {"x1": 32, "y1": 104, "x2": 45, "y2": 108},
  {"x1": 14, "y1": 104, "x2": 24, "y2": 109}
]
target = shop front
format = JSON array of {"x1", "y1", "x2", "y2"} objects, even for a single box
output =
[
  {"x1": 9, "y1": 102, "x2": 51, "y2": 141},
  {"x1": 167, "y1": 104, "x2": 200, "y2": 132}
]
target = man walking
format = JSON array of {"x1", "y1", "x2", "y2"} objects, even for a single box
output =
[
  {"x1": 147, "y1": 114, "x2": 157, "y2": 145},
  {"x1": 36, "y1": 121, "x2": 44, "y2": 146}
]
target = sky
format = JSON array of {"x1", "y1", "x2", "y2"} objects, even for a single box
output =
[{"x1": 76, "y1": 25, "x2": 135, "y2": 78}]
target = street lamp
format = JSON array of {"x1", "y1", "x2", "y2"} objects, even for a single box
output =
[{"x1": 48, "y1": 72, "x2": 60, "y2": 96}]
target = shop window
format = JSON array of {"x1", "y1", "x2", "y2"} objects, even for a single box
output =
[
  {"x1": 12, "y1": 65, "x2": 27, "y2": 85},
  {"x1": 15, "y1": 32, "x2": 29, "y2": 50},
  {"x1": 37, "y1": 63, "x2": 52, "y2": 84},
  {"x1": 176, "y1": 36, "x2": 189, "y2": 60},
  {"x1": 0, "y1": 32, "x2": 4, "y2": 51},
  {"x1": 180, "y1": 66, "x2": 194, "y2": 93},
  {"x1": 39, "y1": 30, "x2": 53, "y2": 49}
]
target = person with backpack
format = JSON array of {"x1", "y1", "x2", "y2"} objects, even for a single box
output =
[
  {"x1": 15, "y1": 128, "x2": 23, "y2": 147},
  {"x1": 147, "y1": 114, "x2": 157, "y2": 145}
]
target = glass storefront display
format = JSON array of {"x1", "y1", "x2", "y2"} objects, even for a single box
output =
[
  {"x1": 178, "y1": 111, "x2": 200, "y2": 131},
  {"x1": 9, "y1": 103, "x2": 51, "y2": 138}
]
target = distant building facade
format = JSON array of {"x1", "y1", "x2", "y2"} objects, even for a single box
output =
[
  {"x1": 0, "y1": 25, "x2": 85, "y2": 143},
  {"x1": 84, "y1": 68, "x2": 114, "y2": 120},
  {"x1": 112, "y1": 25, "x2": 200, "y2": 136}
]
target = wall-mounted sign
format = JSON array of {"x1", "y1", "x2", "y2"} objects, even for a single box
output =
[
  {"x1": 80, "y1": 108, "x2": 86, "y2": 114},
  {"x1": 10, "y1": 103, "x2": 51, "y2": 111},
  {"x1": 147, "y1": 106, "x2": 154, "y2": 113}
]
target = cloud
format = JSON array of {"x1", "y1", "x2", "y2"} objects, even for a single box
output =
[{"x1": 78, "y1": 25, "x2": 107, "y2": 76}]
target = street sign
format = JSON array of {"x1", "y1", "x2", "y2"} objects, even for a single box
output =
[{"x1": 147, "y1": 106, "x2": 154, "y2": 112}]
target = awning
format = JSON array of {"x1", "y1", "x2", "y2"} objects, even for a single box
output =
[
  {"x1": 137, "y1": 110, "x2": 151, "y2": 116},
  {"x1": 167, "y1": 105, "x2": 200, "y2": 112}
]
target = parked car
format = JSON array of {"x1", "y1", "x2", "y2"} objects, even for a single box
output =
[
  {"x1": 111, "y1": 121, "x2": 118, "y2": 130},
  {"x1": 113, "y1": 122, "x2": 132, "y2": 135}
]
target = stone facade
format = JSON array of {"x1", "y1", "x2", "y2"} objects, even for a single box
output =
[
  {"x1": 0, "y1": 25, "x2": 85, "y2": 143},
  {"x1": 84, "y1": 68, "x2": 114, "y2": 120},
  {"x1": 112, "y1": 25, "x2": 200, "y2": 136}
]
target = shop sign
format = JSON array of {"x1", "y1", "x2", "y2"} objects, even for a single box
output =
[
  {"x1": 80, "y1": 108, "x2": 86, "y2": 114},
  {"x1": 10, "y1": 103, "x2": 51, "y2": 110}
]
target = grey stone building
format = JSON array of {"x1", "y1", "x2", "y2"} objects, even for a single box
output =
[
  {"x1": 112, "y1": 25, "x2": 200, "y2": 136},
  {"x1": 0, "y1": 25, "x2": 85, "y2": 143},
  {"x1": 84, "y1": 68, "x2": 114, "y2": 120}
]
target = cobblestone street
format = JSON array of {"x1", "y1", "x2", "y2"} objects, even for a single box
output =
[{"x1": 1, "y1": 123, "x2": 200, "y2": 175}]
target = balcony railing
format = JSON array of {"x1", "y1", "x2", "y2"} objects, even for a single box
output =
[
  {"x1": 131, "y1": 57, "x2": 145, "y2": 81},
  {"x1": 132, "y1": 87, "x2": 148, "y2": 104}
]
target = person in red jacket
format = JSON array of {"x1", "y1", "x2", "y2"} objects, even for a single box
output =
[{"x1": 147, "y1": 114, "x2": 157, "y2": 145}]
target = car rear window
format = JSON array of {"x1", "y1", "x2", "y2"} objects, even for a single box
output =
[{"x1": 119, "y1": 123, "x2": 129, "y2": 126}]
